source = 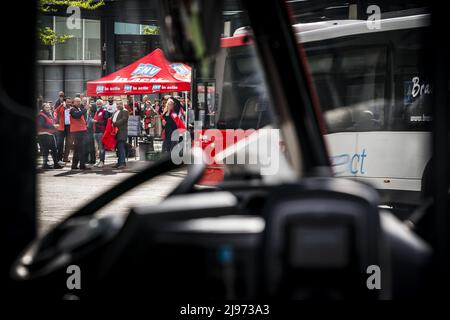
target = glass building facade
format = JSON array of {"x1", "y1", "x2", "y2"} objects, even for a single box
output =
[
  {"x1": 36, "y1": 16, "x2": 102, "y2": 101},
  {"x1": 36, "y1": 16, "x2": 161, "y2": 101}
]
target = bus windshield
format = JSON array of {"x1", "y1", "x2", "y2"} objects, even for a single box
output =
[{"x1": 217, "y1": 44, "x2": 272, "y2": 130}]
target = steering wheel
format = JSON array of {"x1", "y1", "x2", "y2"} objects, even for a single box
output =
[{"x1": 12, "y1": 148, "x2": 206, "y2": 281}]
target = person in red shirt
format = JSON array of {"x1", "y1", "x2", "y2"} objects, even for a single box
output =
[{"x1": 70, "y1": 97, "x2": 90, "y2": 170}]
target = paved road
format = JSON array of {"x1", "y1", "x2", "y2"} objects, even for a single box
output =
[{"x1": 37, "y1": 154, "x2": 186, "y2": 235}]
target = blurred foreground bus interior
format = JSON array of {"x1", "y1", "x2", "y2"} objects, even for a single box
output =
[{"x1": 3, "y1": 0, "x2": 450, "y2": 301}]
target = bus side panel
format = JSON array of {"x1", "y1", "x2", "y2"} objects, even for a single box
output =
[
  {"x1": 198, "y1": 128, "x2": 253, "y2": 185},
  {"x1": 325, "y1": 131, "x2": 431, "y2": 192}
]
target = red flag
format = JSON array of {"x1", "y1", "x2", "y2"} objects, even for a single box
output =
[
  {"x1": 171, "y1": 113, "x2": 186, "y2": 132},
  {"x1": 101, "y1": 118, "x2": 118, "y2": 151}
]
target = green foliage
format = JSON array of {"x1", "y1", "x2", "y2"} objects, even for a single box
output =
[
  {"x1": 38, "y1": 26, "x2": 74, "y2": 45},
  {"x1": 38, "y1": 0, "x2": 105, "y2": 45},
  {"x1": 39, "y1": 0, "x2": 105, "y2": 12},
  {"x1": 142, "y1": 25, "x2": 160, "y2": 35}
]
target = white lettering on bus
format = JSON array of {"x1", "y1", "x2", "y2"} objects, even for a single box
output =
[{"x1": 411, "y1": 76, "x2": 431, "y2": 98}]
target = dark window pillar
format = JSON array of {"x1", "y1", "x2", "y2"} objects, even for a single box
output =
[{"x1": 101, "y1": 15, "x2": 115, "y2": 76}]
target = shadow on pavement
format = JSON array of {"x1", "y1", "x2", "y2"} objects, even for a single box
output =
[{"x1": 38, "y1": 159, "x2": 187, "y2": 177}]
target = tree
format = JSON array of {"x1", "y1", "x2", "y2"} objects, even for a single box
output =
[
  {"x1": 39, "y1": 26, "x2": 74, "y2": 45},
  {"x1": 38, "y1": 0, "x2": 105, "y2": 45},
  {"x1": 39, "y1": 0, "x2": 104, "y2": 13}
]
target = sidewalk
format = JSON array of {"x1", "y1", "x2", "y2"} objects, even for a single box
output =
[
  {"x1": 37, "y1": 137, "x2": 165, "y2": 172},
  {"x1": 37, "y1": 150, "x2": 157, "y2": 174},
  {"x1": 37, "y1": 155, "x2": 186, "y2": 235}
]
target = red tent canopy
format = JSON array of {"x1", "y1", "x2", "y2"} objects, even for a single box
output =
[{"x1": 87, "y1": 48, "x2": 191, "y2": 96}]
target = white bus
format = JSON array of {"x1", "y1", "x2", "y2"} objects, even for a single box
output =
[
  {"x1": 297, "y1": 14, "x2": 431, "y2": 208},
  {"x1": 202, "y1": 14, "x2": 432, "y2": 210}
]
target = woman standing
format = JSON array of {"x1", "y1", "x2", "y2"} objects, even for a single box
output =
[{"x1": 161, "y1": 99, "x2": 186, "y2": 153}]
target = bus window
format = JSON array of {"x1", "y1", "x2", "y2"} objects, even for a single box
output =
[
  {"x1": 305, "y1": 44, "x2": 387, "y2": 133},
  {"x1": 217, "y1": 44, "x2": 272, "y2": 130},
  {"x1": 196, "y1": 81, "x2": 217, "y2": 128},
  {"x1": 193, "y1": 37, "x2": 288, "y2": 185},
  {"x1": 391, "y1": 29, "x2": 432, "y2": 131}
]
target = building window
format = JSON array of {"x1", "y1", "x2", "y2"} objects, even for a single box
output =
[
  {"x1": 55, "y1": 16, "x2": 83, "y2": 60},
  {"x1": 115, "y1": 22, "x2": 141, "y2": 35},
  {"x1": 38, "y1": 16, "x2": 100, "y2": 61},
  {"x1": 37, "y1": 16, "x2": 54, "y2": 60},
  {"x1": 85, "y1": 19, "x2": 101, "y2": 60},
  {"x1": 115, "y1": 22, "x2": 158, "y2": 35}
]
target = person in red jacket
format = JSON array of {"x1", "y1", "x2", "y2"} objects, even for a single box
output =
[
  {"x1": 70, "y1": 97, "x2": 90, "y2": 170},
  {"x1": 54, "y1": 95, "x2": 74, "y2": 163},
  {"x1": 37, "y1": 103, "x2": 63, "y2": 169}
]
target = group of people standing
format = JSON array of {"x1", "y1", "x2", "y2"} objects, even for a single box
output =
[
  {"x1": 37, "y1": 91, "x2": 191, "y2": 170},
  {"x1": 37, "y1": 92, "x2": 129, "y2": 170}
]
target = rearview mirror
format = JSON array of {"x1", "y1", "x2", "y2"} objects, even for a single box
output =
[{"x1": 157, "y1": 0, "x2": 224, "y2": 63}]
